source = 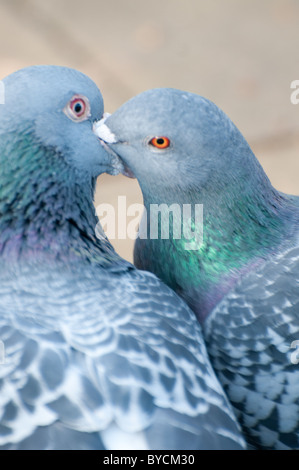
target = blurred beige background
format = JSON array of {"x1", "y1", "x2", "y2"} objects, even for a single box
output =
[{"x1": 0, "y1": 0, "x2": 298, "y2": 262}]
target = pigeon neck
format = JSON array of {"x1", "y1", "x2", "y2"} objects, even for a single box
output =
[
  {"x1": 140, "y1": 177, "x2": 295, "y2": 322},
  {"x1": 0, "y1": 133, "x2": 115, "y2": 265}
]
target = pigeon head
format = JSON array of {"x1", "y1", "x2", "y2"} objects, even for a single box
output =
[
  {"x1": 0, "y1": 66, "x2": 122, "y2": 261},
  {"x1": 94, "y1": 88, "x2": 272, "y2": 201},
  {"x1": 94, "y1": 88, "x2": 293, "y2": 320},
  {"x1": 0, "y1": 65, "x2": 121, "y2": 178}
]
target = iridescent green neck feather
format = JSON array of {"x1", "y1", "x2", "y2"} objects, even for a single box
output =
[
  {"x1": 0, "y1": 130, "x2": 119, "y2": 267},
  {"x1": 135, "y1": 175, "x2": 296, "y2": 322}
]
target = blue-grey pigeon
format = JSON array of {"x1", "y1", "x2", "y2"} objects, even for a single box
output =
[
  {"x1": 0, "y1": 69, "x2": 245, "y2": 450},
  {"x1": 94, "y1": 88, "x2": 299, "y2": 450}
]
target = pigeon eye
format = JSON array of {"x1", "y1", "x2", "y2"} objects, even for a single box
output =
[
  {"x1": 148, "y1": 136, "x2": 171, "y2": 149},
  {"x1": 64, "y1": 95, "x2": 91, "y2": 122}
]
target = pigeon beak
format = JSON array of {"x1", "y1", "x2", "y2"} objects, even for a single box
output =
[
  {"x1": 93, "y1": 115, "x2": 136, "y2": 179},
  {"x1": 93, "y1": 113, "x2": 118, "y2": 144},
  {"x1": 93, "y1": 114, "x2": 124, "y2": 176}
]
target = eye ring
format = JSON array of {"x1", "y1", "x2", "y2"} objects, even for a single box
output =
[
  {"x1": 63, "y1": 94, "x2": 91, "y2": 122},
  {"x1": 148, "y1": 136, "x2": 171, "y2": 150}
]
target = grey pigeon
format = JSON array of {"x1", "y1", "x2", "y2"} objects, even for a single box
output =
[
  {"x1": 94, "y1": 88, "x2": 299, "y2": 450},
  {"x1": 0, "y1": 69, "x2": 245, "y2": 450}
]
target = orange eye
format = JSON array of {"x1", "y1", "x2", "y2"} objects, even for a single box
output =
[{"x1": 149, "y1": 136, "x2": 171, "y2": 149}]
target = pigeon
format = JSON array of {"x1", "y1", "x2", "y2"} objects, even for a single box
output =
[
  {"x1": 0, "y1": 68, "x2": 245, "y2": 450},
  {"x1": 94, "y1": 88, "x2": 299, "y2": 450}
]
